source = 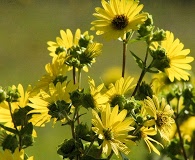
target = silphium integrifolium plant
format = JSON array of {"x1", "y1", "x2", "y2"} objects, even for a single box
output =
[{"x1": 0, "y1": 0, "x2": 194, "y2": 160}]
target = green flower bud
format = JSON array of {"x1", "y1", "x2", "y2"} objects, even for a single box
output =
[
  {"x1": 136, "y1": 116, "x2": 144, "y2": 124},
  {"x1": 1, "y1": 134, "x2": 18, "y2": 153},
  {"x1": 6, "y1": 86, "x2": 20, "y2": 102},
  {"x1": 75, "y1": 123, "x2": 90, "y2": 140},
  {"x1": 135, "y1": 81, "x2": 153, "y2": 100},
  {"x1": 150, "y1": 46, "x2": 170, "y2": 71},
  {"x1": 53, "y1": 75, "x2": 67, "y2": 85},
  {"x1": 151, "y1": 28, "x2": 166, "y2": 41},
  {"x1": 79, "y1": 34, "x2": 93, "y2": 48},
  {"x1": 0, "y1": 88, "x2": 6, "y2": 103},
  {"x1": 70, "y1": 89, "x2": 84, "y2": 107},
  {"x1": 82, "y1": 93, "x2": 96, "y2": 109},
  {"x1": 57, "y1": 139, "x2": 76, "y2": 159},
  {"x1": 110, "y1": 94, "x2": 126, "y2": 110},
  {"x1": 55, "y1": 46, "x2": 66, "y2": 55},
  {"x1": 57, "y1": 139, "x2": 83, "y2": 159},
  {"x1": 22, "y1": 134, "x2": 34, "y2": 148},
  {"x1": 48, "y1": 100, "x2": 71, "y2": 120},
  {"x1": 137, "y1": 13, "x2": 154, "y2": 38},
  {"x1": 13, "y1": 106, "x2": 32, "y2": 126}
]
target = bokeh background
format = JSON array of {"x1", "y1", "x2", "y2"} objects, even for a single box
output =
[{"x1": 0, "y1": 0, "x2": 195, "y2": 159}]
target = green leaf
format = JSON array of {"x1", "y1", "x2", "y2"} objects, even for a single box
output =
[
  {"x1": 146, "y1": 68, "x2": 159, "y2": 73},
  {"x1": 130, "y1": 50, "x2": 144, "y2": 69},
  {"x1": 0, "y1": 123, "x2": 18, "y2": 134}
]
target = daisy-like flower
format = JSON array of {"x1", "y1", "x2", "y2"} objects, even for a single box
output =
[
  {"x1": 47, "y1": 29, "x2": 81, "y2": 57},
  {"x1": 0, "y1": 84, "x2": 37, "y2": 137},
  {"x1": 86, "y1": 77, "x2": 108, "y2": 110},
  {"x1": 143, "y1": 95, "x2": 175, "y2": 141},
  {"x1": 91, "y1": 0, "x2": 148, "y2": 40},
  {"x1": 105, "y1": 76, "x2": 135, "y2": 108},
  {"x1": 150, "y1": 31, "x2": 194, "y2": 82},
  {"x1": 92, "y1": 104, "x2": 135, "y2": 157},
  {"x1": 140, "y1": 126, "x2": 163, "y2": 155},
  {"x1": 32, "y1": 54, "x2": 69, "y2": 93},
  {"x1": 0, "y1": 147, "x2": 33, "y2": 160},
  {"x1": 28, "y1": 81, "x2": 77, "y2": 127}
]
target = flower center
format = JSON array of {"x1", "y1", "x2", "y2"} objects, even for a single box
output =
[
  {"x1": 112, "y1": 14, "x2": 129, "y2": 30},
  {"x1": 103, "y1": 128, "x2": 114, "y2": 140},
  {"x1": 156, "y1": 111, "x2": 169, "y2": 127}
]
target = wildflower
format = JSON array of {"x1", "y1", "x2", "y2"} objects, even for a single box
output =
[
  {"x1": 0, "y1": 147, "x2": 33, "y2": 160},
  {"x1": 140, "y1": 126, "x2": 163, "y2": 155},
  {"x1": 28, "y1": 82, "x2": 77, "y2": 126},
  {"x1": 32, "y1": 55, "x2": 69, "y2": 93},
  {"x1": 91, "y1": 0, "x2": 147, "y2": 40},
  {"x1": 143, "y1": 95, "x2": 175, "y2": 141},
  {"x1": 82, "y1": 77, "x2": 108, "y2": 110},
  {"x1": 150, "y1": 31, "x2": 194, "y2": 82},
  {"x1": 105, "y1": 76, "x2": 135, "y2": 109},
  {"x1": 0, "y1": 84, "x2": 36, "y2": 137},
  {"x1": 92, "y1": 104, "x2": 135, "y2": 157},
  {"x1": 47, "y1": 29, "x2": 81, "y2": 57}
]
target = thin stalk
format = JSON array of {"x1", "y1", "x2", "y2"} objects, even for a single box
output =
[
  {"x1": 83, "y1": 135, "x2": 97, "y2": 156},
  {"x1": 73, "y1": 66, "x2": 76, "y2": 85},
  {"x1": 8, "y1": 102, "x2": 23, "y2": 150},
  {"x1": 175, "y1": 120, "x2": 188, "y2": 160},
  {"x1": 175, "y1": 98, "x2": 189, "y2": 160},
  {"x1": 131, "y1": 68, "x2": 146, "y2": 96},
  {"x1": 122, "y1": 40, "x2": 128, "y2": 78},
  {"x1": 131, "y1": 46, "x2": 150, "y2": 97}
]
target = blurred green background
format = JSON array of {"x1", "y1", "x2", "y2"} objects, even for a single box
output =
[{"x1": 0, "y1": 0, "x2": 195, "y2": 159}]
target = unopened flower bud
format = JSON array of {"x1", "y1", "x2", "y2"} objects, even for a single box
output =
[
  {"x1": 151, "y1": 28, "x2": 166, "y2": 41},
  {"x1": 1, "y1": 134, "x2": 18, "y2": 153},
  {"x1": 75, "y1": 123, "x2": 90, "y2": 140},
  {"x1": 0, "y1": 88, "x2": 6, "y2": 103}
]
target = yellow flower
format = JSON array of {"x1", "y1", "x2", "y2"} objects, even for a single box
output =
[
  {"x1": 0, "y1": 84, "x2": 37, "y2": 137},
  {"x1": 28, "y1": 82, "x2": 77, "y2": 126},
  {"x1": 0, "y1": 147, "x2": 33, "y2": 160},
  {"x1": 92, "y1": 104, "x2": 135, "y2": 157},
  {"x1": 47, "y1": 29, "x2": 81, "y2": 57},
  {"x1": 87, "y1": 77, "x2": 108, "y2": 110},
  {"x1": 151, "y1": 31, "x2": 194, "y2": 82},
  {"x1": 140, "y1": 126, "x2": 163, "y2": 155},
  {"x1": 143, "y1": 95, "x2": 175, "y2": 141},
  {"x1": 33, "y1": 55, "x2": 69, "y2": 93},
  {"x1": 91, "y1": 0, "x2": 147, "y2": 40},
  {"x1": 105, "y1": 76, "x2": 135, "y2": 108}
]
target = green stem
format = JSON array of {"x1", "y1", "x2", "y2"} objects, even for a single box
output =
[
  {"x1": 131, "y1": 46, "x2": 150, "y2": 97},
  {"x1": 8, "y1": 102, "x2": 23, "y2": 150},
  {"x1": 73, "y1": 66, "x2": 76, "y2": 85},
  {"x1": 122, "y1": 40, "x2": 128, "y2": 78},
  {"x1": 175, "y1": 98, "x2": 189, "y2": 160},
  {"x1": 83, "y1": 135, "x2": 97, "y2": 156},
  {"x1": 77, "y1": 67, "x2": 82, "y2": 89}
]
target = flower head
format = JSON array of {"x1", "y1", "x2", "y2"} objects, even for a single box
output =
[
  {"x1": 84, "y1": 77, "x2": 108, "y2": 110},
  {"x1": 150, "y1": 31, "x2": 194, "y2": 82},
  {"x1": 143, "y1": 95, "x2": 175, "y2": 141},
  {"x1": 105, "y1": 76, "x2": 135, "y2": 109},
  {"x1": 92, "y1": 104, "x2": 135, "y2": 157},
  {"x1": 47, "y1": 29, "x2": 81, "y2": 57},
  {"x1": 0, "y1": 147, "x2": 33, "y2": 160},
  {"x1": 91, "y1": 0, "x2": 147, "y2": 39},
  {"x1": 32, "y1": 55, "x2": 69, "y2": 94},
  {"x1": 28, "y1": 81, "x2": 77, "y2": 126},
  {"x1": 0, "y1": 84, "x2": 36, "y2": 137}
]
